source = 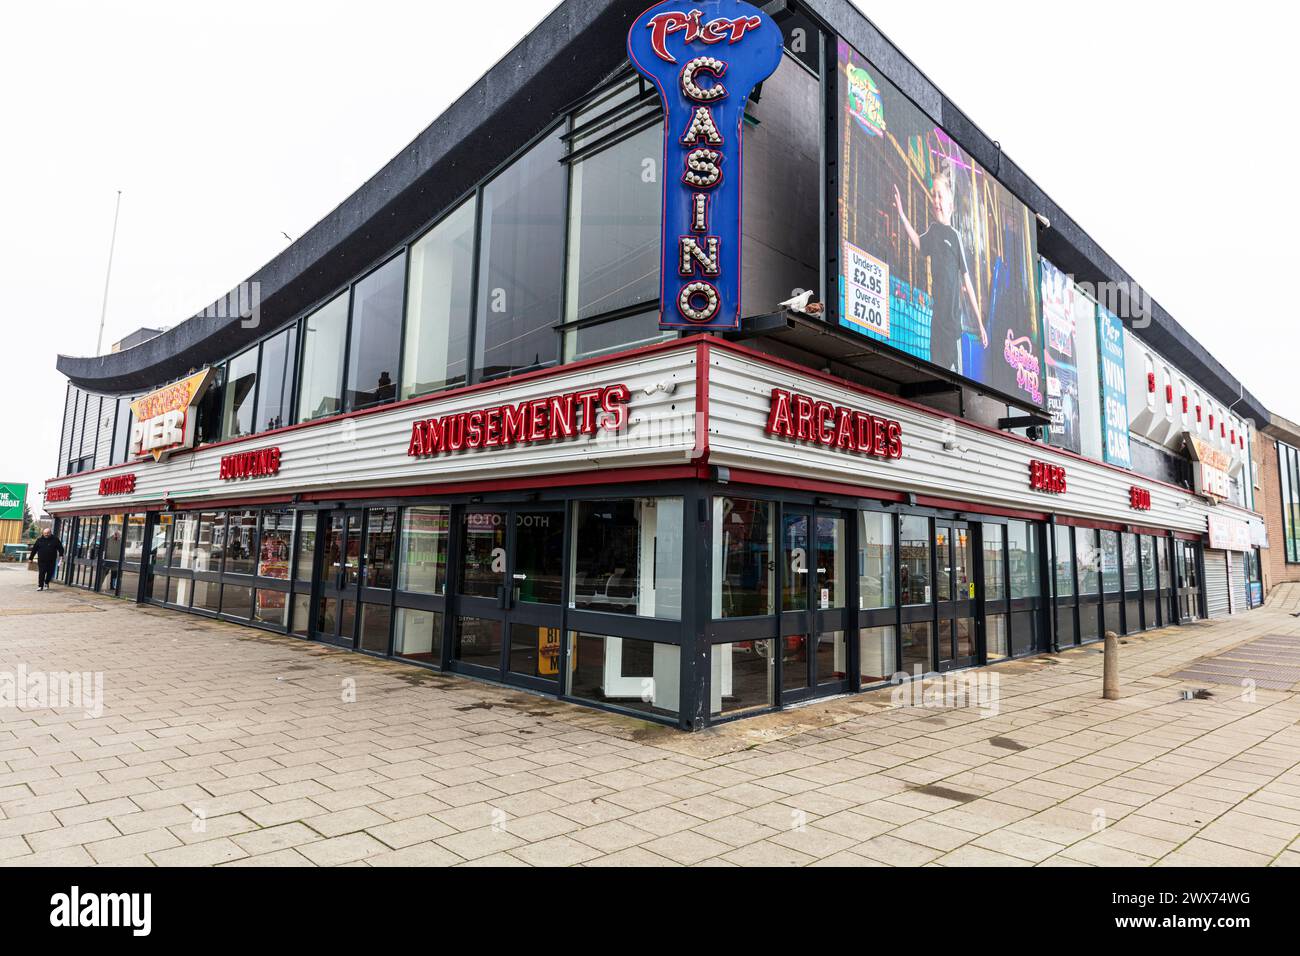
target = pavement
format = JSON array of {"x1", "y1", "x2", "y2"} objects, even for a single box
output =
[{"x1": 2, "y1": 562, "x2": 1300, "y2": 867}]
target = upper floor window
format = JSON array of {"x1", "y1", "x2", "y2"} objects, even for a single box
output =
[
  {"x1": 345, "y1": 253, "x2": 405, "y2": 412},
  {"x1": 257, "y1": 325, "x2": 296, "y2": 432},
  {"x1": 474, "y1": 128, "x2": 566, "y2": 380},
  {"x1": 563, "y1": 121, "x2": 664, "y2": 361},
  {"x1": 297, "y1": 292, "x2": 349, "y2": 423},
  {"x1": 402, "y1": 197, "x2": 476, "y2": 400},
  {"x1": 222, "y1": 346, "x2": 258, "y2": 438}
]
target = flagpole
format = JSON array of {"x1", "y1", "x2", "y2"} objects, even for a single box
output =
[{"x1": 95, "y1": 189, "x2": 123, "y2": 355}]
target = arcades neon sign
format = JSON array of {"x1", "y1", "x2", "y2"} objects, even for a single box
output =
[{"x1": 628, "y1": 1, "x2": 782, "y2": 331}]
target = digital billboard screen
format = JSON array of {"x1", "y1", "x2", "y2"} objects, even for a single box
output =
[
  {"x1": 1040, "y1": 258, "x2": 1081, "y2": 453},
  {"x1": 837, "y1": 40, "x2": 1044, "y2": 409}
]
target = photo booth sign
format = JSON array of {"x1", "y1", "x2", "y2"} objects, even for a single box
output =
[{"x1": 628, "y1": 0, "x2": 783, "y2": 331}]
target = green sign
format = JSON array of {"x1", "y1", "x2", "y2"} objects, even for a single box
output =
[{"x1": 0, "y1": 483, "x2": 28, "y2": 521}]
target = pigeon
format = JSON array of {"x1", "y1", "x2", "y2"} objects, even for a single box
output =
[{"x1": 778, "y1": 289, "x2": 817, "y2": 315}]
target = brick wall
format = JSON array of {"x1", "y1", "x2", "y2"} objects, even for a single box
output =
[{"x1": 1256, "y1": 434, "x2": 1300, "y2": 597}]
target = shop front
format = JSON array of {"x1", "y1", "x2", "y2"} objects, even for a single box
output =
[{"x1": 44, "y1": 338, "x2": 1263, "y2": 729}]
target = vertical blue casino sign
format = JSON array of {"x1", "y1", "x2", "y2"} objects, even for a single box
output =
[{"x1": 628, "y1": 0, "x2": 783, "y2": 331}]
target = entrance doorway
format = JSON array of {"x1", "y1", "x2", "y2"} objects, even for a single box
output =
[
  {"x1": 314, "y1": 507, "x2": 398, "y2": 651},
  {"x1": 935, "y1": 520, "x2": 976, "y2": 671},
  {"x1": 1176, "y1": 540, "x2": 1201, "y2": 622},
  {"x1": 777, "y1": 506, "x2": 851, "y2": 704},
  {"x1": 451, "y1": 505, "x2": 566, "y2": 691}
]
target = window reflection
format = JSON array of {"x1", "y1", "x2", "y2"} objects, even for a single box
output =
[
  {"x1": 403, "y1": 198, "x2": 476, "y2": 399},
  {"x1": 571, "y1": 498, "x2": 682, "y2": 620},
  {"x1": 475, "y1": 130, "x2": 566, "y2": 379},
  {"x1": 297, "y1": 293, "x2": 349, "y2": 422},
  {"x1": 858, "y1": 511, "x2": 894, "y2": 610},
  {"x1": 900, "y1": 515, "x2": 930, "y2": 606},
  {"x1": 345, "y1": 255, "x2": 405, "y2": 411},
  {"x1": 713, "y1": 498, "x2": 774, "y2": 618}
]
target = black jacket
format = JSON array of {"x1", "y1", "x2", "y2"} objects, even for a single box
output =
[{"x1": 29, "y1": 536, "x2": 65, "y2": 565}]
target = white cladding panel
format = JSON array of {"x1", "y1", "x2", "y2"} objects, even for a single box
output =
[
  {"x1": 706, "y1": 350, "x2": 1262, "y2": 538},
  {"x1": 44, "y1": 349, "x2": 698, "y2": 513}
]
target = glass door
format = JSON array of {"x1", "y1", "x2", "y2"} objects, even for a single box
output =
[
  {"x1": 315, "y1": 509, "x2": 363, "y2": 647},
  {"x1": 451, "y1": 505, "x2": 565, "y2": 690},
  {"x1": 776, "y1": 506, "x2": 851, "y2": 703},
  {"x1": 1177, "y1": 540, "x2": 1200, "y2": 622},
  {"x1": 935, "y1": 520, "x2": 976, "y2": 671},
  {"x1": 898, "y1": 514, "x2": 934, "y2": 676}
]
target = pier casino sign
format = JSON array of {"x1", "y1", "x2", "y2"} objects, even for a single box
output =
[{"x1": 628, "y1": 0, "x2": 782, "y2": 331}]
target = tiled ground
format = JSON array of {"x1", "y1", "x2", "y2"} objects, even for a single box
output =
[{"x1": 2, "y1": 563, "x2": 1299, "y2": 867}]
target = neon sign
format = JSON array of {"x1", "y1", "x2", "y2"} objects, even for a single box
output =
[{"x1": 628, "y1": 1, "x2": 782, "y2": 331}]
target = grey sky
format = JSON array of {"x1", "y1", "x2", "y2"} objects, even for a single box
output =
[{"x1": 1, "y1": 0, "x2": 1292, "y2": 516}]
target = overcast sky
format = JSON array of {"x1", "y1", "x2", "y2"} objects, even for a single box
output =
[{"x1": 1, "y1": 0, "x2": 1293, "y2": 517}]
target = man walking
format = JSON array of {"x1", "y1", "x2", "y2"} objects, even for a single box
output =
[{"x1": 29, "y1": 527, "x2": 64, "y2": 591}]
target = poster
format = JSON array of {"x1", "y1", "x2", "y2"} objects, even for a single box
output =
[
  {"x1": 1040, "y1": 258, "x2": 1081, "y2": 452},
  {"x1": 837, "y1": 39, "x2": 1044, "y2": 408},
  {"x1": 1097, "y1": 305, "x2": 1132, "y2": 468}
]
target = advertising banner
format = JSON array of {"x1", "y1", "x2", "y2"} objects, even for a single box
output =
[
  {"x1": 1040, "y1": 258, "x2": 1081, "y2": 453},
  {"x1": 1207, "y1": 513, "x2": 1250, "y2": 552},
  {"x1": 837, "y1": 39, "x2": 1044, "y2": 408},
  {"x1": 0, "y1": 483, "x2": 27, "y2": 521},
  {"x1": 1097, "y1": 305, "x2": 1132, "y2": 468},
  {"x1": 628, "y1": 0, "x2": 783, "y2": 331}
]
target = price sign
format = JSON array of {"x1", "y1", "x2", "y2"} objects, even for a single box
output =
[{"x1": 843, "y1": 240, "x2": 889, "y2": 337}]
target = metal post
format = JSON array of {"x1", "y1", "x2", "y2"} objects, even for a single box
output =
[{"x1": 1103, "y1": 631, "x2": 1120, "y2": 700}]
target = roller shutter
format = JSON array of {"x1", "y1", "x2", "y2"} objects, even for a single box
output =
[
  {"x1": 1204, "y1": 549, "x2": 1230, "y2": 619},
  {"x1": 1229, "y1": 551, "x2": 1248, "y2": 615}
]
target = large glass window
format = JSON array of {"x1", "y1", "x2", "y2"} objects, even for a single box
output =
[
  {"x1": 173, "y1": 514, "x2": 199, "y2": 570},
  {"x1": 983, "y1": 523, "x2": 1005, "y2": 600},
  {"x1": 899, "y1": 516, "x2": 930, "y2": 606},
  {"x1": 297, "y1": 292, "x2": 349, "y2": 422},
  {"x1": 363, "y1": 508, "x2": 397, "y2": 590},
  {"x1": 571, "y1": 498, "x2": 682, "y2": 620},
  {"x1": 1077, "y1": 529, "x2": 1100, "y2": 595},
  {"x1": 397, "y1": 506, "x2": 450, "y2": 594},
  {"x1": 858, "y1": 511, "x2": 894, "y2": 610},
  {"x1": 860, "y1": 627, "x2": 897, "y2": 685},
  {"x1": 815, "y1": 515, "x2": 847, "y2": 610},
  {"x1": 1122, "y1": 533, "x2": 1140, "y2": 592},
  {"x1": 103, "y1": 515, "x2": 124, "y2": 563},
  {"x1": 564, "y1": 125, "x2": 664, "y2": 359},
  {"x1": 257, "y1": 325, "x2": 297, "y2": 432},
  {"x1": 1054, "y1": 525, "x2": 1074, "y2": 598},
  {"x1": 474, "y1": 130, "x2": 566, "y2": 379},
  {"x1": 222, "y1": 346, "x2": 258, "y2": 438},
  {"x1": 345, "y1": 255, "x2": 405, "y2": 411},
  {"x1": 1139, "y1": 536, "x2": 1156, "y2": 590},
  {"x1": 258, "y1": 511, "x2": 294, "y2": 581},
  {"x1": 566, "y1": 632, "x2": 680, "y2": 719},
  {"x1": 394, "y1": 608, "x2": 443, "y2": 665},
  {"x1": 295, "y1": 514, "x2": 318, "y2": 583},
  {"x1": 1007, "y1": 521, "x2": 1040, "y2": 598},
  {"x1": 713, "y1": 498, "x2": 774, "y2": 618},
  {"x1": 226, "y1": 510, "x2": 258, "y2": 575},
  {"x1": 1281, "y1": 442, "x2": 1300, "y2": 564},
  {"x1": 1100, "y1": 530, "x2": 1121, "y2": 592},
  {"x1": 711, "y1": 641, "x2": 775, "y2": 718},
  {"x1": 402, "y1": 198, "x2": 476, "y2": 399}
]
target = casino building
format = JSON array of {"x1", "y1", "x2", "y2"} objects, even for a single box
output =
[{"x1": 42, "y1": 0, "x2": 1274, "y2": 729}]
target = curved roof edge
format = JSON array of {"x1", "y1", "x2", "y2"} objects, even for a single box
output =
[{"x1": 58, "y1": 0, "x2": 1278, "y2": 431}]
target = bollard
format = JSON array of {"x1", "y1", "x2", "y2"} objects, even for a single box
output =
[{"x1": 1103, "y1": 631, "x2": 1120, "y2": 701}]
